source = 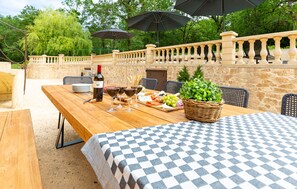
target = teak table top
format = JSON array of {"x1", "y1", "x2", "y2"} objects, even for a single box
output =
[{"x1": 42, "y1": 85, "x2": 262, "y2": 142}]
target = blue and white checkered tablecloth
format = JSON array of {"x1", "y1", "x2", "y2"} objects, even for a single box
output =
[{"x1": 82, "y1": 112, "x2": 297, "y2": 189}]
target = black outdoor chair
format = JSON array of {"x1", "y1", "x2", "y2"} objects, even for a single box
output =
[
  {"x1": 281, "y1": 93, "x2": 297, "y2": 118},
  {"x1": 164, "y1": 81, "x2": 184, "y2": 94},
  {"x1": 140, "y1": 78, "x2": 158, "y2": 90},
  {"x1": 56, "y1": 76, "x2": 93, "y2": 149},
  {"x1": 243, "y1": 40, "x2": 274, "y2": 63},
  {"x1": 219, "y1": 86, "x2": 249, "y2": 108},
  {"x1": 58, "y1": 76, "x2": 93, "y2": 129}
]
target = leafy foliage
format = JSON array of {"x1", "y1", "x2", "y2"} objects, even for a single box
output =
[
  {"x1": 192, "y1": 65, "x2": 204, "y2": 80},
  {"x1": 228, "y1": 0, "x2": 297, "y2": 36},
  {"x1": 0, "y1": 6, "x2": 40, "y2": 63},
  {"x1": 180, "y1": 78, "x2": 222, "y2": 102},
  {"x1": 177, "y1": 65, "x2": 190, "y2": 82},
  {"x1": 26, "y1": 9, "x2": 92, "y2": 56}
]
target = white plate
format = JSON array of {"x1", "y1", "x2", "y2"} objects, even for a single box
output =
[{"x1": 72, "y1": 83, "x2": 91, "y2": 93}]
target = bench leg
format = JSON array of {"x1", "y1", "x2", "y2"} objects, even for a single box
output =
[
  {"x1": 57, "y1": 112, "x2": 61, "y2": 129},
  {"x1": 55, "y1": 116, "x2": 83, "y2": 149}
]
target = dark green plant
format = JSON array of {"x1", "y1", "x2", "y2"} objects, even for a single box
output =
[
  {"x1": 180, "y1": 78, "x2": 222, "y2": 102},
  {"x1": 177, "y1": 65, "x2": 190, "y2": 82},
  {"x1": 192, "y1": 65, "x2": 204, "y2": 80}
]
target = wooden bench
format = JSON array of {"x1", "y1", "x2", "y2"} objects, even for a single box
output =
[{"x1": 0, "y1": 109, "x2": 42, "y2": 188}]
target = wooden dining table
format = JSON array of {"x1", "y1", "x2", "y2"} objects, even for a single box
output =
[{"x1": 42, "y1": 85, "x2": 262, "y2": 143}]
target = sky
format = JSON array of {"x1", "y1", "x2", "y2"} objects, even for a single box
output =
[{"x1": 0, "y1": 0, "x2": 64, "y2": 16}]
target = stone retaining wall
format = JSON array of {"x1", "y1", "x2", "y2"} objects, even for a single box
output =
[
  {"x1": 27, "y1": 62, "x2": 297, "y2": 113},
  {"x1": 100, "y1": 64, "x2": 297, "y2": 113}
]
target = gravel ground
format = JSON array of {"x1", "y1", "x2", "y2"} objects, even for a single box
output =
[{"x1": 0, "y1": 79, "x2": 101, "y2": 189}]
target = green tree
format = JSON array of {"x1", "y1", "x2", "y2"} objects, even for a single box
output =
[
  {"x1": 177, "y1": 65, "x2": 190, "y2": 82},
  {"x1": 0, "y1": 6, "x2": 40, "y2": 63},
  {"x1": 228, "y1": 0, "x2": 296, "y2": 36},
  {"x1": 192, "y1": 65, "x2": 204, "y2": 80},
  {"x1": 27, "y1": 9, "x2": 92, "y2": 56}
]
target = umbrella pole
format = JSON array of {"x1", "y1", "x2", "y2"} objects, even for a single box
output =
[
  {"x1": 157, "y1": 31, "x2": 160, "y2": 47},
  {"x1": 223, "y1": 15, "x2": 225, "y2": 32},
  {"x1": 222, "y1": 0, "x2": 225, "y2": 32}
]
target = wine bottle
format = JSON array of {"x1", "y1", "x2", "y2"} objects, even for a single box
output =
[{"x1": 93, "y1": 65, "x2": 104, "y2": 102}]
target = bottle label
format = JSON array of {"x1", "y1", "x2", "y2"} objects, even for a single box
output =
[{"x1": 93, "y1": 81, "x2": 103, "y2": 88}]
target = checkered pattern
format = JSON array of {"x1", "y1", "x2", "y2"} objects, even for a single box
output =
[{"x1": 88, "y1": 112, "x2": 297, "y2": 189}]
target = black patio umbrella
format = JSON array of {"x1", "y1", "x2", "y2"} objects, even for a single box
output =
[
  {"x1": 174, "y1": 0, "x2": 264, "y2": 31},
  {"x1": 92, "y1": 28, "x2": 133, "y2": 48},
  {"x1": 92, "y1": 28, "x2": 133, "y2": 39},
  {"x1": 127, "y1": 11, "x2": 190, "y2": 46}
]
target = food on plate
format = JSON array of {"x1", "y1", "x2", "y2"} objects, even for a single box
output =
[
  {"x1": 144, "y1": 92, "x2": 154, "y2": 96},
  {"x1": 146, "y1": 101, "x2": 162, "y2": 106},
  {"x1": 162, "y1": 94, "x2": 179, "y2": 107}
]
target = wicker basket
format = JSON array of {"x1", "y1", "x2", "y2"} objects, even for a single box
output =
[{"x1": 182, "y1": 99, "x2": 224, "y2": 123}]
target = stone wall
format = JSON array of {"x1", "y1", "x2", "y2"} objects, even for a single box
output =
[
  {"x1": 101, "y1": 64, "x2": 297, "y2": 114},
  {"x1": 27, "y1": 62, "x2": 297, "y2": 113},
  {"x1": 0, "y1": 62, "x2": 24, "y2": 108},
  {"x1": 27, "y1": 63, "x2": 92, "y2": 79}
]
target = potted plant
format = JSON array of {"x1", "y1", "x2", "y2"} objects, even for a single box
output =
[{"x1": 180, "y1": 78, "x2": 223, "y2": 123}]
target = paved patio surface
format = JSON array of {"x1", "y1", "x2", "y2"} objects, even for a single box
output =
[{"x1": 0, "y1": 79, "x2": 101, "y2": 189}]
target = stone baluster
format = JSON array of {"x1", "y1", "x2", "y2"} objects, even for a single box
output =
[
  {"x1": 171, "y1": 48, "x2": 175, "y2": 64},
  {"x1": 273, "y1": 37, "x2": 282, "y2": 64},
  {"x1": 166, "y1": 49, "x2": 170, "y2": 64},
  {"x1": 153, "y1": 50, "x2": 156, "y2": 63},
  {"x1": 187, "y1": 46, "x2": 192, "y2": 64},
  {"x1": 141, "y1": 51, "x2": 145, "y2": 63},
  {"x1": 136, "y1": 52, "x2": 139, "y2": 64},
  {"x1": 193, "y1": 45, "x2": 198, "y2": 62},
  {"x1": 248, "y1": 40, "x2": 256, "y2": 64},
  {"x1": 124, "y1": 54, "x2": 127, "y2": 64},
  {"x1": 176, "y1": 47, "x2": 180, "y2": 64},
  {"x1": 162, "y1": 49, "x2": 165, "y2": 64},
  {"x1": 215, "y1": 43, "x2": 221, "y2": 64},
  {"x1": 181, "y1": 47, "x2": 185, "y2": 63},
  {"x1": 236, "y1": 41, "x2": 244, "y2": 64},
  {"x1": 199, "y1": 45, "x2": 205, "y2": 64},
  {"x1": 157, "y1": 49, "x2": 161, "y2": 64},
  {"x1": 288, "y1": 35, "x2": 297, "y2": 64},
  {"x1": 207, "y1": 44, "x2": 214, "y2": 64},
  {"x1": 259, "y1": 38, "x2": 268, "y2": 64}
]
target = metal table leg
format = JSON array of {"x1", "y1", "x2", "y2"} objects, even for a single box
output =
[{"x1": 55, "y1": 116, "x2": 83, "y2": 149}]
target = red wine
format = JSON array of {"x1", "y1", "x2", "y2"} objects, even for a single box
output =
[
  {"x1": 106, "y1": 87, "x2": 119, "y2": 98},
  {"x1": 124, "y1": 88, "x2": 136, "y2": 97},
  {"x1": 132, "y1": 86, "x2": 142, "y2": 94},
  {"x1": 93, "y1": 65, "x2": 104, "y2": 102}
]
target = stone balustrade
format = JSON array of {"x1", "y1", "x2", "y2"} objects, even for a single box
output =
[
  {"x1": 234, "y1": 30, "x2": 297, "y2": 65},
  {"x1": 114, "y1": 49, "x2": 146, "y2": 64},
  {"x1": 28, "y1": 30, "x2": 297, "y2": 67},
  {"x1": 152, "y1": 40, "x2": 222, "y2": 65}
]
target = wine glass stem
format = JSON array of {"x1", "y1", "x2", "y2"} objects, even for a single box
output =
[
  {"x1": 127, "y1": 98, "x2": 132, "y2": 111},
  {"x1": 134, "y1": 94, "x2": 138, "y2": 107}
]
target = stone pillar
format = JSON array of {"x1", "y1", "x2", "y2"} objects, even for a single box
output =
[
  {"x1": 41, "y1": 54, "x2": 47, "y2": 64},
  {"x1": 58, "y1": 54, "x2": 64, "y2": 64},
  {"x1": 0, "y1": 62, "x2": 11, "y2": 72},
  {"x1": 145, "y1": 44, "x2": 156, "y2": 64},
  {"x1": 112, "y1": 50, "x2": 120, "y2": 64},
  {"x1": 11, "y1": 69, "x2": 24, "y2": 108},
  {"x1": 90, "y1": 53, "x2": 95, "y2": 64},
  {"x1": 220, "y1": 31, "x2": 238, "y2": 65}
]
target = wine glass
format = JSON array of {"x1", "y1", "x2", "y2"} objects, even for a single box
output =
[
  {"x1": 124, "y1": 88, "x2": 136, "y2": 112},
  {"x1": 131, "y1": 86, "x2": 142, "y2": 108},
  {"x1": 106, "y1": 87, "x2": 120, "y2": 112},
  {"x1": 117, "y1": 87, "x2": 127, "y2": 109}
]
